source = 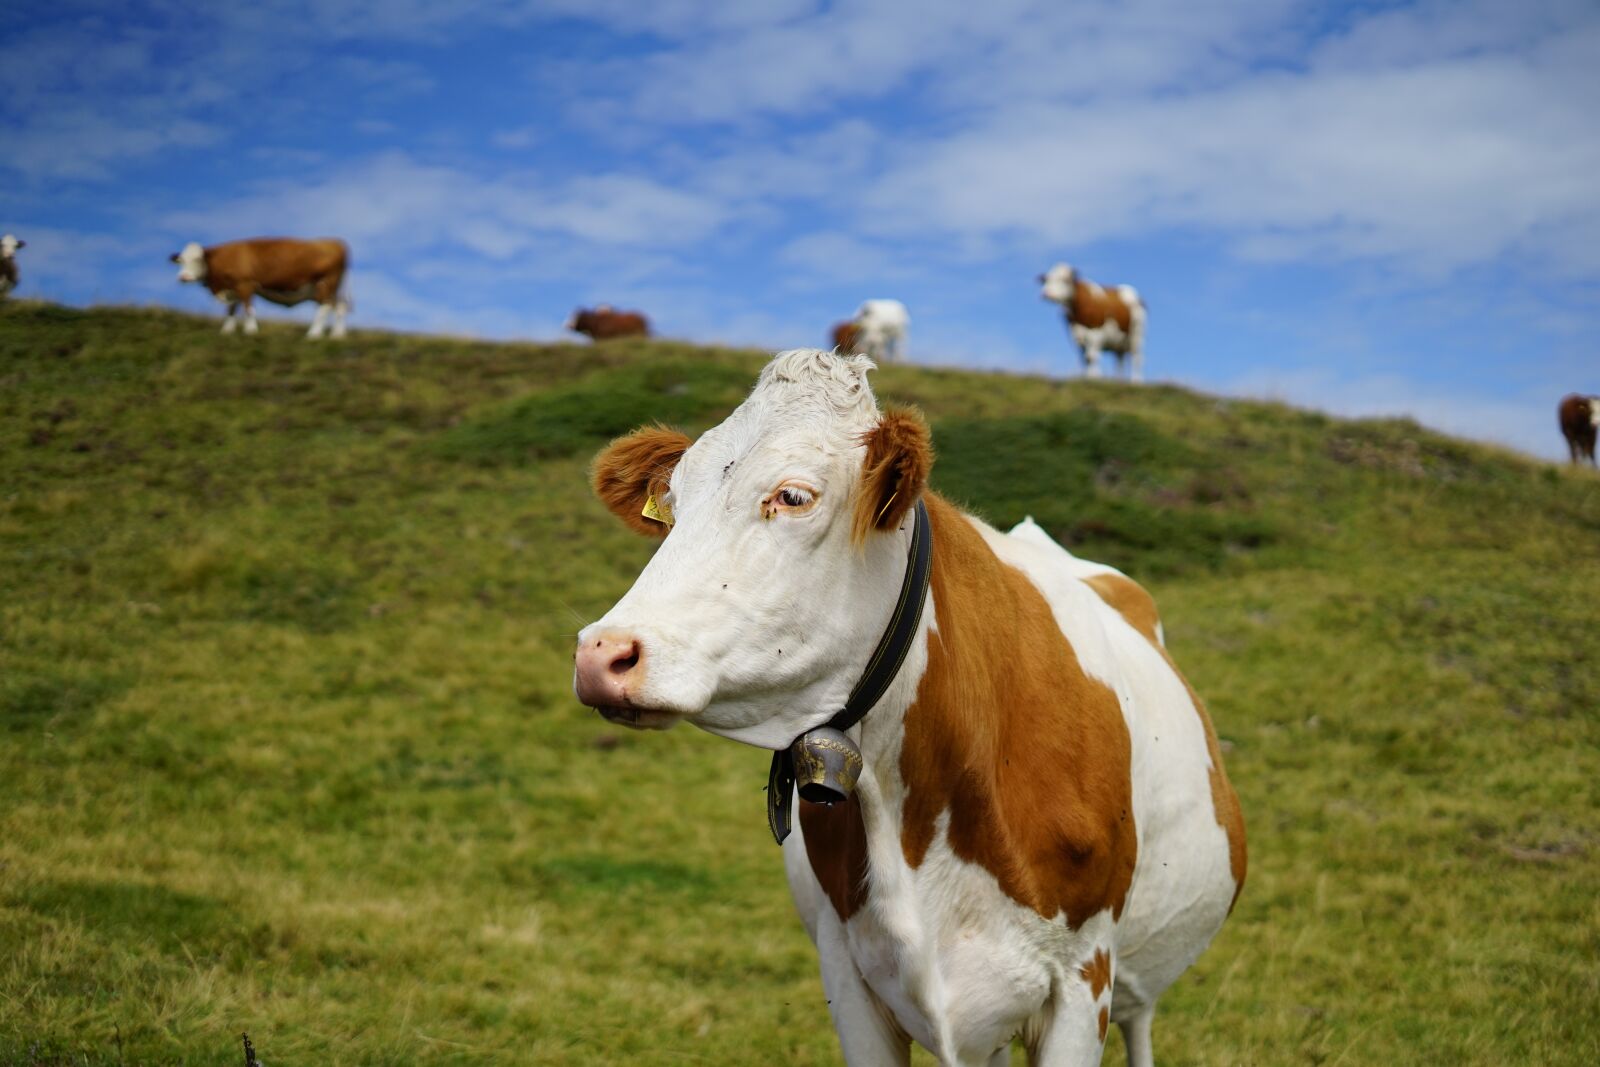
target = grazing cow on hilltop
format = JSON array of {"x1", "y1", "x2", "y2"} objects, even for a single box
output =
[
  {"x1": 1558, "y1": 394, "x2": 1600, "y2": 466},
  {"x1": 1041, "y1": 263, "x2": 1147, "y2": 382},
  {"x1": 852, "y1": 299, "x2": 909, "y2": 363},
  {"x1": 566, "y1": 306, "x2": 651, "y2": 341},
  {"x1": 0, "y1": 234, "x2": 24, "y2": 298},
  {"x1": 171, "y1": 237, "x2": 350, "y2": 339},
  {"x1": 831, "y1": 320, "x2": 863, "y2": 355},
  {"x1": 575, "y1": 349, "x2": 1246, "y2": 1067}
]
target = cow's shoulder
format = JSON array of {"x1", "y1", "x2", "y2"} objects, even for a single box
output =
[{"x1": 900, "y1": 498, "x2": 1137, "y2": 928}]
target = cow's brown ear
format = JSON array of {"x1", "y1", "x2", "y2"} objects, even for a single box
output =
[
  {"x1": 591, "y1": 426, "x2": 692, "y2": 537},
  {"x1": 853, "y1": 408, "x2": 933, "y2": 545}
]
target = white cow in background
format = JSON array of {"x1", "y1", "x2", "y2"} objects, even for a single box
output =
[
  {"x1": 0, "y1": 234, "x2": 24, "y2": 298},
  {"x1": 853, "y1": 299, "x2": 909, "y2": 363}
]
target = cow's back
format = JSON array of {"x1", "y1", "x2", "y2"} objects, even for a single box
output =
[
  {"x1": 991, "y1": 519, "x2": 1244, "y2": 1015},
  {"x1": 208, "y1": 238, "x2": 348, "y2": 290},
  {"x1": 1066, "y1": 282, "x2": 1130, "y2": 332}
]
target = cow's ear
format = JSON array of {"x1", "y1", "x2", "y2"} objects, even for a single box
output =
[
  {"x1": 169, "y1": 253, "x2": 180, "y2": 263},
  {"x1": 853, "y1": 408, "x2": 933, "y2": 544},
  {"x1": 592, "y1": 426, "x2": 692, "y2": 537}
]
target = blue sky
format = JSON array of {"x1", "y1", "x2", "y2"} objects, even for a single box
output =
[{"x1": 4, "y1": 0, "x2": 1598, "y2": 458}]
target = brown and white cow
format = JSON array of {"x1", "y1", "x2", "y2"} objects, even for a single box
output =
[
  {"x1": 566, "y1": 306, "x2": 651, "y2": 341},
  {"x1": 1558, "y1": 394, "x2": 1600, "y2": 467},
  {"x1": 831, "y1": 320, "x2": 864, "y2": 355},
  {"x1": 575, "y1": 349, "x2": 1245, "y2": 1066},
  {"x1": 171, "y1": 237, "x2": 350, "y2": 339},
  {"x1": 1040, "y1": 264, "x2": 1147, "y2": 382},
  {"x1": 0, "y1": 234, "x2": 24, "y2": 299}
]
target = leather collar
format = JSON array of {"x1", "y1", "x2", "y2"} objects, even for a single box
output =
[{"x1": 766, "y1": 497, "x2": 933, "y2": 844}]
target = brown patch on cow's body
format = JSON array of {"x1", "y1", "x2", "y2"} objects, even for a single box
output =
[
  {"x1": 1078, "y1": 947, "x2": 1112, "y2": 1000},
  {"x1": 1083, "y1": 569, "x2": 1247, "y2": 913},
  {"x1": 1082, "y1": 573, "x2": 1161, "y2": 646},
  {"x1": 1068, "y1": 281, "x2": 1133, "y2": 332},
  {"x1": 800, "y1": 794, "x2": 870, "y2": 921},
  {"x1": 591, "y1": 426, "x2": 691, "y2": 537},
  {"x1": 899, "y1": 495, "x2": 1137, "y2": 928},
  {"x1": 202, "y1": 238, "x2": 348, "y2": 308},
  {"x1": 1097, "y1": 1006, "x2": 1109, "y2": 1041}
]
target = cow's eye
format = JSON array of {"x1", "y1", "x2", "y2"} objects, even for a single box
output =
[{"x1": 763, "y1": 483, "x2": 818, "y2": 519}]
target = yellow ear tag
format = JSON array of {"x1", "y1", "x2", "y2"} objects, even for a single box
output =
[{"x1": 642, "y1": 494, "x2": 674, "y2": 526}]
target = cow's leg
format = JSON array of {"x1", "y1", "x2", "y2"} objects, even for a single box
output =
[
  {"x1": 813, "y1": 911, "x2": 911, "y2": 1067},
  {"x1": 331, "y1": 297, "x2": 349, "y2": 339},
  {"x1": 1128, "y1": 302, "x2": 1147, "y2": 384},
  {"x1": 1026, "y1": 982, "x2": 1108, "y2": 1066},
  {"x1": 307, "y1": 302, "x2": 330, "y2": 340},
  {"x1": 1117, "y1": 1006, "x2": 1156, "y2": 1067},
  {"x1": 220, "y1": 302, "x2": 239, "y2": 334},
  {"x1": 239, "y1": 294, "x2": 259, "y2": 335},
  {"x1": 1081, "y1": 342, "x2": 1103, "y2": 379}
]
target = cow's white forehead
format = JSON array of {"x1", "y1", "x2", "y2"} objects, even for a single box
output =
[
  {"x1": 179, "y1": 241, "x2": 203, "y2": 260},
  {"x1": 677, "y1": 349, "x2": 879, "y2": 488},
  {"x1": 0, "y1": 235, "x2": 16, "y2": 255}
]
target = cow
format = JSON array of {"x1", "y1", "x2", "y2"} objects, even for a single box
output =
[
  {"x1": 831, "y1": 320, "x2": 863, "y2": 355},
  {"x1": 575, "y1": 348, "x2": 1246, "y2": 1067},
  {"x1": 1558, "y1": 394, "x2": 1600, "y2": 466},
  {"x1": 566, "y1": 306, "x2": 651, "y2": 341},
  {"x1": 0, "y1": 234, "x2": 23, "y2": 299},
  {"x1": 170, "y1": 237, "x2": 350, "y2": 339},
  {"x1": 1040, "y1": 264, "x2": 1147, "y2": 382},
  {"x1": 852, "y1": 299, "x2": 909, "y2": 363}
]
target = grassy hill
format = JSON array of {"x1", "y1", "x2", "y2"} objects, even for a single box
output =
[{"x1": 2, "y1": 302, "x2": 1597, "y2": 1066}]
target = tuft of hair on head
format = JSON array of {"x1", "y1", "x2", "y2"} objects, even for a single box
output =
[
  {"x1": 591, "y1": 425, "x2": 692, "y2": 537},
  {"x1": 852, "y1": 408, "x2": 933, "y2": 546}
]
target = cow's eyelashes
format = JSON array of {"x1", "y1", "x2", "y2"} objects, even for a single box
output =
[{"x1": 762, "y1": 483, "x2": 818, "y2": 519}]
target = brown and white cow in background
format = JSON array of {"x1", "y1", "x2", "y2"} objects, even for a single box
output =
[
  {"x1": 0, "y1": 234, "x2": 24, "y2": 299},
  {"x1": 1558, "y1": 394, "x2": 1600, "y2": 466},
  {"x1": 575, "y1": 349, "x2": 1245, "y2": 1066},
  {"x1": 851, "y1": 299, "x2": 910, "y2": 363},
  {"x1": 566, "y1": 306, "x2": 651, "y2": 341},
  {"x1": 1041, "y1": 263, "x2": 1147, "y2": 382},
  {"x1": 171, "y1": 237, "x2": 350, "y2": 339}
]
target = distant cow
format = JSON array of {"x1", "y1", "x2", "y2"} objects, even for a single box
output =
[
  {"x1": 0, "y1": 234, "x2": 24, "y2": 299},
  {"x1": 171, "y1": 237, "x2": 350, "y2": 339},
  {"x1": 1558, "y1": 394, "x2": 1600, "y2": 466},
  {"x1": 567, "y1": 306, "x2": 650, "y2": 341},
  {"x1": 1041, "y1": 263, "x2": 1147, "y2": 382},
  {"x1": 830, "y1": 320, "x2": 862, "y2": 354},
  {"x1": 852, "y1": 299, "x2": 909, "y2": 363}
]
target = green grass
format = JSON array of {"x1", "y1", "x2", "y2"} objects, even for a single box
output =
[{"x1": 2, "y1": 301, "x2": 1597, "y2": 1065}]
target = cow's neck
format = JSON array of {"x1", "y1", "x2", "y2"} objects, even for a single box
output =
[{"x1": 801, "y1": 493, "x2": 1137, "y2": 930}]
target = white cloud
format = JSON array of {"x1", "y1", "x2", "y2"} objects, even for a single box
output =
[{"x1": 163, "y1": 152, "x2": 729, "y2": 258}]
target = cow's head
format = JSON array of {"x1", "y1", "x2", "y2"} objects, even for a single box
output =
[
  {"x1": 1591, "y1": 398, "x2": 1600, "y2": 427},
  {"x1": 170, "y1": 242, "x2": 206, "y2": 283},
  {"x1": 0, "y1": 235, "x2": 22, "y2": 258},
  {"x1": 565, "y1": 308, "x2": 592, "y2": 333},
  {"x1": 575, "y1": 349, "x2": 932, "y2": 749},
  {"x1": 1040, "y1": 262, "x2": 1076, "y2": 304}
]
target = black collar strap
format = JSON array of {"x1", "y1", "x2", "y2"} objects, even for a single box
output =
[{"x1": 767, "y1": 497, "x2": 933, "y2": 844}]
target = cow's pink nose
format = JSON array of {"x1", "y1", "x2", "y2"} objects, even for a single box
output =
[{"x1": 574, "y1": 631, "x2": 644, "y2": 708}]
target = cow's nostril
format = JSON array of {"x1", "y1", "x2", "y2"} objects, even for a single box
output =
[{"x1": 610, "y1": 644, "x2": 640, "y2": 675}]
